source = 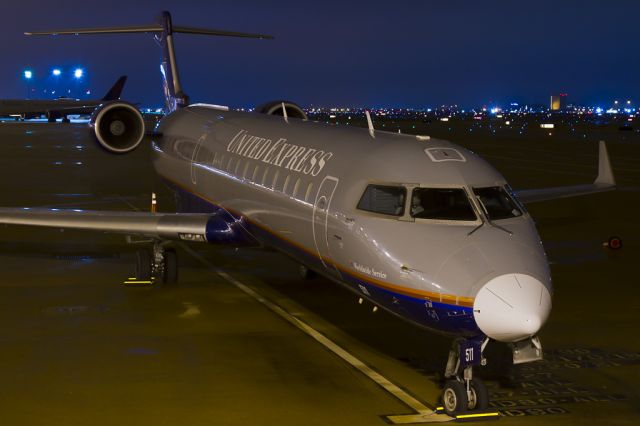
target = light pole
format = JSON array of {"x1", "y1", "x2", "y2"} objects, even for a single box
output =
[
  {"x1": 73, "y1": 68, "x2": 84, "y2": 98},
  {"x1": 23, "y1": 69, "x2": 33, "y2": 99},
  {"x1": 51, "y1": 68, "x2": 62, "y2": 98}
]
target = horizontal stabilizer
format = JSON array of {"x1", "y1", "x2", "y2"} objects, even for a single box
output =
[
  {"x1": 515, "y1": 141, "x2": 616, "y2": 204},
  {"x1": 25, "y1": 25, "x2": 164, "y2": 36},
  {"x1": 26, "y1": 25, "x2": 272, "y2": 39}
]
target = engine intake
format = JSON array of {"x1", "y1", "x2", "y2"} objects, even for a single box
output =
[
  {"x1": 90, "y1": 102, "x2": 145, "y2": 153},
  {"x1": 255, "y1": 100, "x2": 308, "y2": 120}
]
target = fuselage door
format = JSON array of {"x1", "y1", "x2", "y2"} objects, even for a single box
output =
[{"x1": 312, "y1": 176, "x2": 341, "y2": 278}]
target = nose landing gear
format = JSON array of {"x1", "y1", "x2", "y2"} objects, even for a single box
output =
[{"x1": 441, "y1": 337, "x2": 490, "y2": 416}]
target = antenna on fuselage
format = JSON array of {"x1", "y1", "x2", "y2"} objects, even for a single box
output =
[
  {"x1": 365, "y1": 110, "x2": 375, "y2": 138},
  {"x1": 25, "y1": 11, "x2": 273, "y2": 113},
  {"x1": 281, "y1": 102, "x2": 289, "y2": 123}
]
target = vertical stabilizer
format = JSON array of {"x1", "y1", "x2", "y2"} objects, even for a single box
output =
[
  {"x1": 155, "y1": 12, "x2": 188, "y2": 112},
  {"x1": 101, "y1": 75, "x2": 128, "y2": 101}
]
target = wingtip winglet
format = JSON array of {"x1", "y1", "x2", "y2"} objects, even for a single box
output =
[{"x1": 595, "y1": 140, "x2": 616, "y2": 187}]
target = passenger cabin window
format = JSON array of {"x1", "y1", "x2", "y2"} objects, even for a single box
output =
[
  {"x1": 305, "y1": 182, "x2": 314, "y2": 203},
  {"x1": 411, "y1": 188, "x2": 476, "y2": 221},
  {"x1": 473, "y1": 186, "x2": 522, "y2": 220},
  {"x1": 283, "y1": 175, "x2": 291, "y2": 194},
  {"x1": 357, "y1": 185, "x2": 406, "y2": 216},
  {"x1": 293, "y1": 178, "x2": 301, "y2": 198},
  {"x1": 243, "y1": 162, "x2": 250, "y2": 179}
]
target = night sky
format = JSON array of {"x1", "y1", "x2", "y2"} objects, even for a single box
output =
[{"x1": 1, "y1": 0, "x2": 639, "y2": 108}]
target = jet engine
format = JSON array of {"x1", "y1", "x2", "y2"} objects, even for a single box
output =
[
  {"x1": 90, "y1": 102, "x2": 145, "y2": 153},
  {"x1": 256, "y1": 101, "x2": 308, "y2": 120}
]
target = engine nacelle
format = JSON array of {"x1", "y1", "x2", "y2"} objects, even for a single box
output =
[
  {"x1": 90, "y1": 101, "x2": 145, "y2": 154},
  {"x1": 255, "y1": 100, "x2": 308, "y2": 120}
]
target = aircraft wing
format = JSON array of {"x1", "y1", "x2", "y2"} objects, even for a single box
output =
[
  {"x1": 0, "y1": 208, "x2": 215, "y2": 242},
  {"x1": 515, "y1": 141, "x2": 616, "y2": 204}
]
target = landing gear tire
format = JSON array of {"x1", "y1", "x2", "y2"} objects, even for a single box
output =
[
  {"x1": 442, "y1": 380, "x2": 468, "y2": 416},
  {"x1": 468, "y1": 378, "x2": 489, "y2": 411},
  {"x1": 135, "y1": 249, "x2": 152, "y2": 281},
  {"x1": 162, "y1": 248, "x2": 178, "y2": 285}
]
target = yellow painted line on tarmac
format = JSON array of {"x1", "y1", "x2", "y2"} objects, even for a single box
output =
[
  {"x1": 182, "y1": 244, "x2": 454, "y2": 424},
  {"x1": 455, "y1": 412, "x2": 500, "y2": 419},
  {"x1": 123, "y1": 280, "x2": 153, "y2": 285}
]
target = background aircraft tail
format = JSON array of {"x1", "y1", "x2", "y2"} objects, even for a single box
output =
[
  {"x1": 101, "y1": 76, "x2": 128, "y2": 101},
  {"x1": 26, "y1": 11, "x2": 273, "y2": 113}
]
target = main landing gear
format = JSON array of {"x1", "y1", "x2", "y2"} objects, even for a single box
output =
[
  {"x1": 441, "y1": 337, "x2": 490, "y2": 416},
  {"x1": 134, "y1": 241, "x2": 178, "y2": 285}
]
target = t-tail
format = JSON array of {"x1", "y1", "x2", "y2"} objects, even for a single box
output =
[
  {"x1": 101, "y1": 75, "x2": 127, "y2": 101},
  {"x1": 25, "y1": 11, "x2": 273, "y2": 113}
]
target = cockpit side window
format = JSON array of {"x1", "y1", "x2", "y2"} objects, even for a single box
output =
[
  {"x1": 410, "y1": 188, "x2": 477, "y2": 221},
  {"x1": 473, "y1": 186, "x2": 523, "y2": 220},
  {"x1": 357, "y1": 185, "x2": 406, "y2": 216}
]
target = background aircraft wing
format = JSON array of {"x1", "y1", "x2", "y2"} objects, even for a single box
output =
[
  {"x1": 0, "y1": 208, "x2": 216, "y2": 242},
  {"x1": 515, "y1": 141, "x2": 616, "y2": 204}
]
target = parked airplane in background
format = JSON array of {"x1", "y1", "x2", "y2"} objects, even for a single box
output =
[
  {"x1": 0, "y1": 12, "x2": 616, "y2": 416},
  {"x1": 0, "y1": 75, "x2": 127, "y2": 122}
]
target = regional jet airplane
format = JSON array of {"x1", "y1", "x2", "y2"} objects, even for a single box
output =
[
  {"x1": 0, "y1": 75, "x2": 127, "y2": 122},
  {"x1": 0, "y1": 12, "x2": 616, "y2": 416}
]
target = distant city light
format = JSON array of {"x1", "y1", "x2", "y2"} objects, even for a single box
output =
[
  {"x1": 52, "y1": 68, "x2": 61, "y2": 76},
  {"x1": 23, "y1": 70, "x2": 33, "y2": 79},
  {"x1": 74, "y1": 68, "x2": 84, "y2": 78}
]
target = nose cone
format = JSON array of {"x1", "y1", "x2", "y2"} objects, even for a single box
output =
[{"x1": 473, "y1": 274, "x2": 551, "y2": 342}]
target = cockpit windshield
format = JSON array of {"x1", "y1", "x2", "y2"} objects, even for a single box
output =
[
  {"x1": 473, "y1": 186, "x2": 522, "y2": 220},
  {"x1": 357, "y1": 184, "x2": 406, "y2": 216},
  {"x1": 410, "y1": 188, "x2": 477, "y2": 221}
]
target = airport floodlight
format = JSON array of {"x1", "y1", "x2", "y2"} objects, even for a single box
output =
[
  {"x1": 74, "y1": 68, "x2": 84, "y2": 79},
  {"x1": 24, "y1": 70, "x2": 33, "y2": 79},
  {"x1": 52, "y1": 68, "x2": 62, "y2": 76}
]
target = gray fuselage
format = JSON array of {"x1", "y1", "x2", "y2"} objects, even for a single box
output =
[{"x1": 151, "y1": 104, "x2": 553, "y2": 341}]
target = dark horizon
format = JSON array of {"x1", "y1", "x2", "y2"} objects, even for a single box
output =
[{"x1": 2, "y1": 0, "x2": 639, "y2": 109}]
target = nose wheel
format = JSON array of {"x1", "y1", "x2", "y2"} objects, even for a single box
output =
[
  {"x1": 442, "y1": 380, "x2": 468, "y2": 415},
  {"x1": 441, "y1": 338, "x2": 490, "y2": 416}
]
